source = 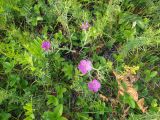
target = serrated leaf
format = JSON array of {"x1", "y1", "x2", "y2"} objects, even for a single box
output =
[
  {"x1": 62, "y1": 64, "x2": 73, "y2": 79},
  {"x1": 53, "y1": 104, "x2": 63, "y2": 118},
  {"x1": 9, "y1": 74, "x2": 20, "y2": 87},
  {"x1": 47, "y1": 95, "x2": 59, "y2": 106},
  {"x1": 43, "y1": 111, "x2": 55, "y2": 120},
  {"x1": 3, "y1": 62, "x2": 14, "y2": 73},
  {"x1": 128, "y1": 96, "x2": 136, "y2": 108}
]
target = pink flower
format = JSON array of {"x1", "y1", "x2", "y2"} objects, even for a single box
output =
[
  {"x1": 78, "y1": 60, "x2": 92, "y2": 75},
  {"x1": 81, "y1": 22, "x2": 90, "y2": 31},
  {"x1": 88, "y1": 79, "x2": 101, "y2": 92},
  {"x1": 41, "y1": 41, "x2": 51, "y2": 51}
]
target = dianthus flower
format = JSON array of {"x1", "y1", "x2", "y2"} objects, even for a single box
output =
[
  {"x1": 88, "y1": 79, "x2": 101, "y2": 92},
  {"x1": 78, "y1": 60, "x2": 92, "y2": 75},
  {"x1": 81, "y1": 22, "x2": 90, "y2": 31},
  {"x1": 41, "y1": 41, "x2": 51, "y2": 51}
]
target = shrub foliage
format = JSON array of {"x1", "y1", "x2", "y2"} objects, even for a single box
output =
[{"x1": 0, "y1": 0, "x2": 160, "y2": 119}]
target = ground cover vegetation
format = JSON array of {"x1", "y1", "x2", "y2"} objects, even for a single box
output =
[{"x1": 0, "y1": 0, "x2": 160, "y2": 120}]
